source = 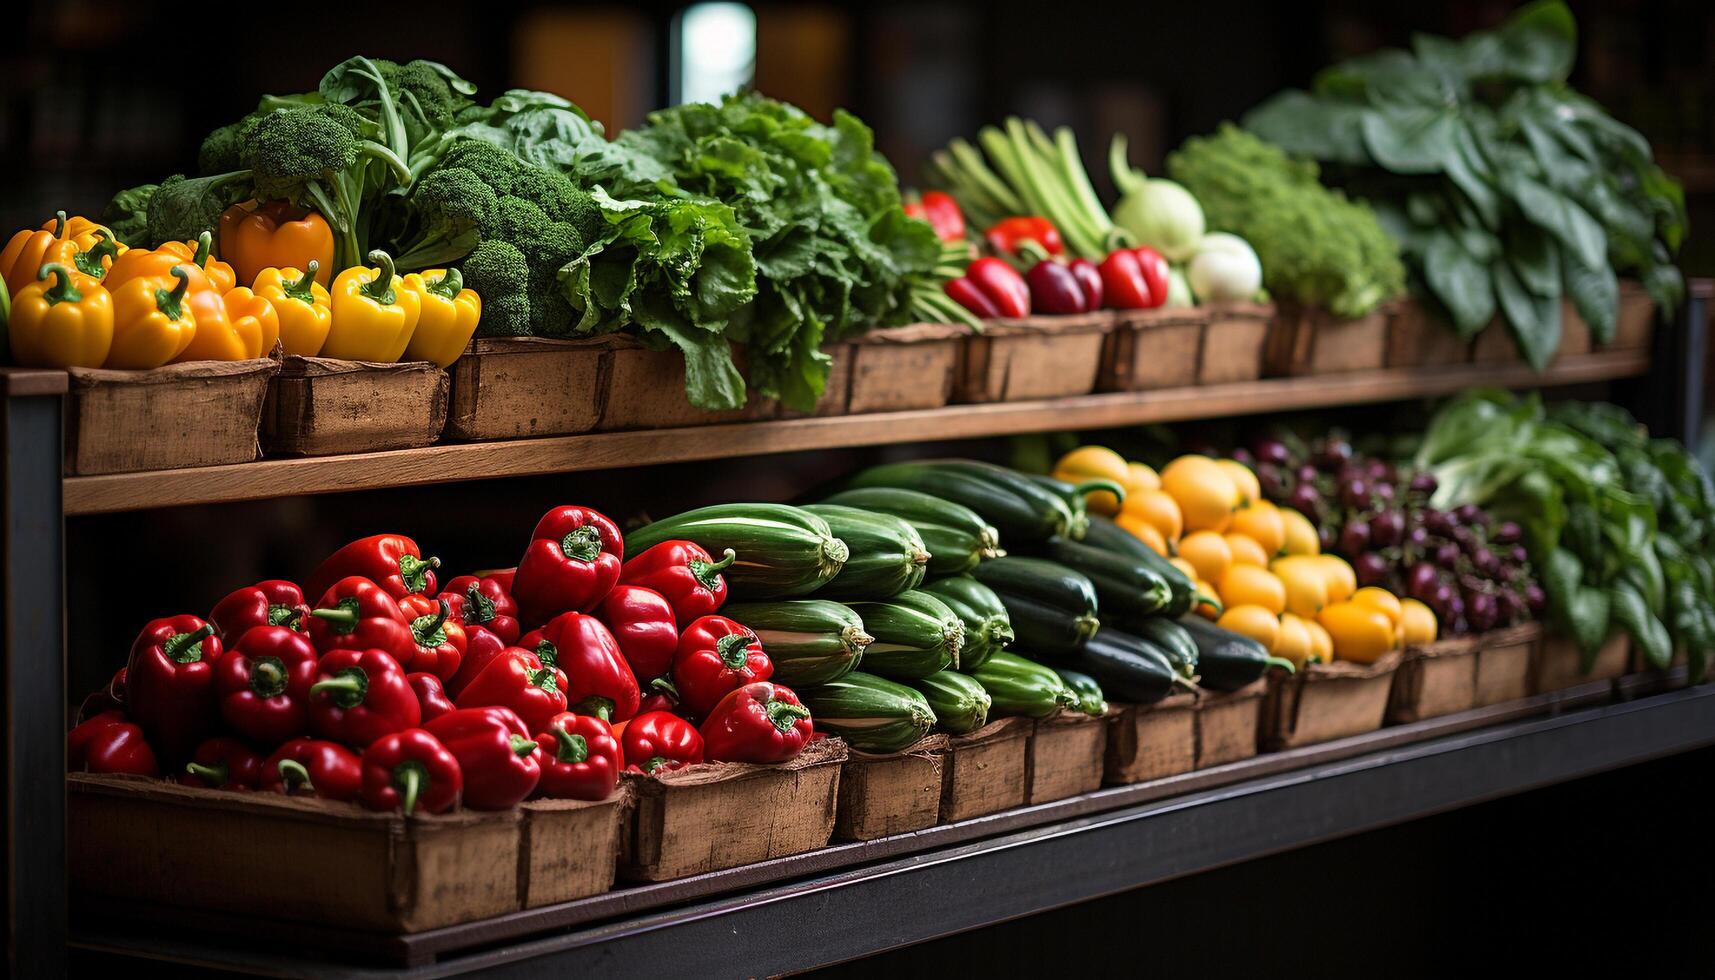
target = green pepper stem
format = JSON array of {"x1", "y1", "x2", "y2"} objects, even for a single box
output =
[
  {"x1": 396, "y1": 763, "x2": 424, "y2": 817},
  {"x1": 716, "y1": 631, "x2": 755, "y2": 670},
  {"x1": 510, "y1": 734, "x2": 538, "y2": 758},
  {"x1": 278, "y1": 758, "x2": 313, "y2": 791},
  {"x1": 36, "y1": 264, "x2": 81, "y2": 305},
  {"x1": 1266, "y1": 656, "x2": 1297, "y2": 675},
  {"x1": 529, "y1": 667, "x2": 559, "y2": 693},
  {"x1": 192, "y1": 231, "x2": 213, "y2": 268},
  {"x1": 642, "y1": 756, "x2": 670, "y2": 774},
  {"x1": 577, "y1": 696, "x2": 615, "y2": 722},
  {"x1": 184, "y1": 761, "x2": 229, "y2": 786},
  {"x1": 360, "y1": 250, "x2": 399, "y2": 305},
  {"x1": 690, "y1": 548, "x2": 738, "y2": 589},
  {"x1": 413, "y1": 600, "x2": 451, "y2": 648},
  {"x1": 765, "y1": 698, "x2": 811, "y2": 733},
  {"x1": 163, "y1": 624, "x2": 215, "y2": 664},
  {"x1": 156, "y1": 267, "x2": 191, "y2": 319},
  {"x1": 427, "y1": 266, "x2": 464, "y2": 299},
  {"x1": 310, "y1": 667, "x2": 368, "y2": 708},
  {"x1": 1072, "y1": 479, "x2": 1127, "y2": 505},
  {"x1": 555, "y1": 728, "x2": 589, "y2": 764},
  {"x1": 535, "y1": 640, "x2": 559, "y2": 669},
  {"x1": 560, "y1": 525, "x2": 604, "y2": 563},
  {"x1": 283, "y1": 261, "x2": 320, "y2": 303},
  {"x1": 397, "y1": 553, "x2": 439, "y2": 593},
  {"x1": 248, "y1": 656, "x2": 287, "y2": 699},
  {"x1": 51, "y1": 210, "x2": 67, "y2": 237},
  {"x1": 310, "y1": 605, "x2": 358, "y2": 628}
]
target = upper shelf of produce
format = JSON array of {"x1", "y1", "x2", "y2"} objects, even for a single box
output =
[{"x1": 61, "y1": 351, "x2": 1648, "y2": 515}]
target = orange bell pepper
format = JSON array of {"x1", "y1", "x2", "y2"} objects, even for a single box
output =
[
  {"x1": 6, "y1": 263, "x2": 113, "y2": 368},
  {"x1": 253, "y1": 262, "x2": 332, "y2": 356},
  {"x1": 42, "y1": 214, "x2": 116, "y2": 251},
  {"x1": 107, "y1": 232, "x2": 217, "y2": 295},
  {"x1": 54, "y1": 230, "x2": 126, "y2": 281},
  {"x1": 107, "y1": 266, "x2": 198, "y2": 369},
  {"x1": 220, "y1": 201, "x2": 335, "y2": 289},
  {"x1": 175, "y1": 284, "x2": 279, "y2": 362},
  {"x1": 158, "y1": 232, "x2": 237, "y2": 294},
  {"x1": 2, "y1": 212, "x2": 71, "y2": 296}
]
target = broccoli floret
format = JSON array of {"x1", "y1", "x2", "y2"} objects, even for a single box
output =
[
  {"x1": 489, "y1": 198, "x2": 584, "y2": 336},
  {"x1": 101, "y1": 183, "x2": 159, "y2": 247},
  {"x1": 145, "y1": 172, "x2": 251, "y2": 247},
  {"x1": 435, "y1": 139, "x2": 524, "y2": 197},
  {"x1": 392, "y1": 167, "x2": 498, "y2": 269},
  {"x1": 195, "y1": 109, "x2": 271, "y2": 176},
  {"x1": 376, "y1": 60, "x2": 471, "y2": 137},
  {"x1": 462, "y1": 240, "x2": 532, "y2": 337}
]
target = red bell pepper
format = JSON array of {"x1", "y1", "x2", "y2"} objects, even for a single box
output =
[
  {"x1": 423, "y1": 707, "x2": 542, "y2": 809},
  {"x1": 125, "y1": 614, "x2": 225, "y2": 763},
  {"x1": 361, "y1": 728, "x2": 463, "y2": 816},
  {"x1": 440, "y1": 573, "x2": 520, "y2": 646},
  {"x1": 306, "y1": 576, "x2": 415, "y2": 659},
  {"x1": 1129, "y1": 246, "x2": 1170, "y2": 308},
  {"x1": 1068, "y1": 258, "x2": 1104, "y2": 311},
  {"x1": 454, "y1": 647, "x2": 568, "y2": 734},
  {"x1": 478, "y1": 567, "x2": 517, "y2": 592},
  {"x1": 537, "y1": 612, "x2": 640, "y2": 723},
  {"x1": 398, "y1": 596, "x2": 466, "y2": 681},
  {"x1": 945, "y1": 257, "x2": 1030, "y2": 319},
  {"x1": 904, "y1": 191, "x2": 967, "y2": 244},
  {"x1": 637, "y1": 677, "x2": 682, "y2": 715},
  {"x1": 67, "y1": 711, "x2": 158, "y2": 776},
  {"x1": 533, "y1": 711, "x2": 621, "y2": 801},
  {"x1": 512, "y1": 506, "x2": 624, "y2": 623},
  {"x1": 1099, "y1": 248, "x2": 1154, "y2": 309},
  {"x1": 307, "y1": 648, "x2": 421, "y2": 748},
  {"x1": 619, "y1": 540, "x2": 735, "y2": 628},
  {"x1": 1025, "y1": 259, "x2": 1092, "y2": 315},
  {"x1": 408, "y1": 672, "x2": 456, "y2": 723},
  {"x1": 598, "y1": 585, "x2": 680, "y2": 682},
  {"x1": 700, "y1": 682, "x2": 814, "y2": 763},
  {"x1": 620, "y1": 710, "x2": 704, "y2": 774},
  {"x1": 213, "y1": 625, "x2": 320, "y2": 746},
  {"x1": 445, "y1": 624, "x2": 509, "y2": 699},
  {"x1": 76, "y1": 667, "x2": 127, "y2": 725},
  {"x1": 672, "y1": 615, "x2": 772, "y2": 719},
  {"x1": 209, "y1": 579, "x2": 309, "y2": 644},
  {"x1": 178, "y1": 736, "x2": 265, "y2": 790},
  {"x1": 261, "y1": 738, "x2": 363, "y2": 801},
  {"x1": 986, "y1": 216, "x2": 1063, "y2": 258},
  {"x1": 306, "y1": 534, "x2": 441, "y2": 601}
]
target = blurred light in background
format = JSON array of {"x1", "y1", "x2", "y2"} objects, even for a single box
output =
[{"x1": 674, "y1": 2, "x2": 757, "y2": 105}]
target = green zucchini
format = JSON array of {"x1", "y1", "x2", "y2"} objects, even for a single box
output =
[
  {"x1": 1080, "y1": 515, "x2": 1198, "y2": 617},
  {"x1": 910, "y1": 670, "x2": 992, "y2": 735},
  {"x1": 1040, "y1": 536, "x2": 1174, "y2": 620},
  {"x1": 847, "y1": 590, "x2": 964, "y2": 678},
  {"x1": 1062, "y1": 627, "x2": 1178, "y2": 705},
  {"x1": 1130, "y1": 617, "x2": 1199, "y2": 680},
  {"x1": 1178, "y1": 616, "x2": 1294, "y2": 691},
  {"x1": 920, "y1": 575, "x2": 1013, "y2": 671},
  {"x1": 719, "y1": 600, "x2": 872, "y2": 686},
  {"x1": 968, "y1": 652, "x2": 1078, "y2": 718},
  {"x1": 1050, "y1": 667, "x2": 1108, "y2": 717},
  {"x1": 844, "y1": 459, "x2": 1076, "y2": 544},
  {"x1": 1026, "y1": 474, "x2": 1127, "y2": 541},
  {"x1": 798, "y1": 672, "x2": 936, "y2": 753},
  {"x1": 971, "y1": 556, "x2": 1100, "y2": 655},
  {"x1": 817, "y1": 487, "x2": 1002, "y2": 577},
  {"x1": 802, "y1": 504, "x2": 930, "y2": 600},
  {"x1": 625, "y1": 504, "x2": 847, "y2": 599}
]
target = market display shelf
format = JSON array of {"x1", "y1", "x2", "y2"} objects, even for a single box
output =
[
  {"x1": 59, "y1": 350, "x2": 1648, "y2": 516},
  {"x1": 68, "y1": 678, "x2": 1711, "y2": 977}
]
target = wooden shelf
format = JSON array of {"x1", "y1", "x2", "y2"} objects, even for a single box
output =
[{"x1": 61, "y1": 351, "x2": 1648, "y2": 516}]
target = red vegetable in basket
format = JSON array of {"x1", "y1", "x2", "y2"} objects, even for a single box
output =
[
  {"x1": 533, "y1": 712, "x2": 622, "y2": 801},
  {"x1": 672, "y1": 616, "x2": 771, "y2": 719},
  {"x1": 440, "y1": 573, "x2": 520, "y2": 646},
  {"x1": 904, "y1": 191, "x2": 966, "y2": 244},
  {"x1": 306, "y1": 576, "x2": 415, "y2": 659},
  {"x1": 536, "y1": 612, "x2": 640, "y2": 723},
  {"x1": 407, "y1": 672, "x2": 456, "y2": 723},
  {"x1": 1025, "y1": 259, "x2": 1092, "y2": 315},
  {"x1": 307, "y1": 534, "x2": 440, "y2": 601},
  {"x1": 76, "y1": 667, "x2": 127, "y2": 725},
  {"x1": 620, "y1": 710, "x2": 704, "y2": 774},
  {"x1": 1098, "y1": 249, "x2": 1155, "y2": 309},
  {"x1": 213, "y1": 625, "x2": 320, "y2": 746},
  {"x1": 361, "y1": 728, "x2": 462, "y2": 816},
  {"x1": 945, "y1": 257, "x2": 1030, "y2": 319},
  {"x1": 209, "y1": 579, "x2": 309, "y2": 642},
  {"x1": 261, "y1": 738, "x2": 363, "y2": 801},
  {"x1": 397, "y1": 596, "x2": 466, "y2": 680},
  {"x1": 619, "y1": 541, "x2": 736, "y2": 628},
  {"x1": 1130, "y1": 246, "x2": 1170, "y2": 307},
  {"x1": 178, "y1": 736, "x2": 265, "y2": 790},
  {"x1": 985, "y1": 216, "x2": 1063, "y2": 258},
  {"x1": 423, "y1": 707, "x2": 541, "y2": 809},
  {"x1": 454, "y1": 646, "x2": 569, "y2": 734},
  {"x1": 445, "y1": 623, "x2": 508, "y2": 699},
  {"x1": 636, "y1": 676, "x2": 682, "y2": 715},
  {"x1": 67, "y1": 711, "x2": 158, "y2": 777},
  {"x1": 306, "y1": 648, "x2": 421, "y2": 747},
  {"x1": 125, "y1": 614, "x2": 225, "y2": 763},
  {"x1": 699, "y1": 682, "x2": 813, "y2": 764},
  {"x1": 598, "y1": 585, "x2": 680, "y2": 682},
  {"x1": 512, "y1": 506, "x2": 624, "y2": 623},
  {"x1": 1068, "y1": 258, "x2": 1103, "y2": 311}
]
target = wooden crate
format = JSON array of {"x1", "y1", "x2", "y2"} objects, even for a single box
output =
[
  {"x1": 1025, "y1": 711, "x2": 1106, "y2": 804},
  {"x1": 1471, "y1": 318, "x2": 1521, "y2": 364},
  {"x1": 1387, "y1": 637, "x2": 1479, "y2": 724},
  {"x1": 833, "y1": 735, "x2": 948, "y2": 841},
  {"x1": 1195, "y1": 681, "x2": 1266, "y2": 768},
  {"x1": 621, "y1": 738, "x2": 845, "y2": 881},
  {"x1": 1533, "y1": 631, "x2": 1631, "y2": 694},
  {"x1": 1384, "y1": 298, "x2": 1472, "y2": 368},
  {"x1": 597, "y1": 337, "x2": 772, "y2": 431},
  {"x1": 517, "y1": 786, "x2": 631, "y2": 908},
  {"x1": 1097, "y1": 308, "x2": 1206, "y2": 392},
  {"x1": 264, "y1": 356, "x2": 448, "y2": 455},
  {"x1": 938, "y1": 716, "x2": 1030, "y2": 823},
  {"x1": 64, "y1": 359, "x2": 279, "y2": 474},
  {"x1": 1557, "y1": 300, "x2": 1594, "y2": 358},
  {"x1": 955, "y1": 313, "x2": 1112, "y2": 403},
  {"x1": 1266, "y1": 303, "x2": 1390, "y2": 376},
  {"x1": 1605, "y1": 281, "x2": 1656, "y2": 351},
  {"x1": 1102, "y1": 694, "x2": 1197, "y2": 785},
  {"x1": 1262, "y1": 652, "x2": 1401, "y2": 750},
  {"x1": 845, "y1": 323, "x2": 965, "y2": 414},
  {"x1": 776, "y1": 344, "x2": 852, "y2": 419},
  {"x1": 1473, "y1": 622, "x2": 1541, "y2": 707},
  {"x1": 1199, "y1": 302, "x2": 1272, "y2": 383},
  {"x1": 68, "y1": 773, "x2": 520, "y2": 933},
  {"x1": 445, "y1": 337, "x2": 609, "y2": 440}
]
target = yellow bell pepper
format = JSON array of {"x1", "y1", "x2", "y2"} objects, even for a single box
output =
[
  {"x1": 57, "y1": 229, "x2": 126, "y2": 281},
  {"x1": 324, "y1": 250, "x2": 420, "y2": 362},
  {"x1": 157, "y1": 232, "x2": 237, "y2": 294},
  {"x1": 107, "y1": 266, "x2": 198, "y2": 369},
  {"x1": 42, "y1": 214, "x2": 113, "y2": 247},
  {"x1": 175, "y1": 285, "x2": 279, "y2": 362},
  {"x1": 220, "y1": 201, "x2": 335, "y2": 289},
  {"x1": 107, "y1": 232, "x2": 220, "y2": 295},
  {"x1": 2, "y1": 212, "x2": 72, "y2": 296},
  {"x1": 400, "y1": 268, "x2": 481, "y2": 367},
  {"x1": 254, "y1": 262, "x2": 332, "y2": 356},
  {"x1": 6, "y1": 263, "x2": 113, "y2": 368}
]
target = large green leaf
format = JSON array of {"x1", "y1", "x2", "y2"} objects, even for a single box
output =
[
  {"x1": 1610, "y1": 581, "x2": 1671, "y2": 669},
  {"x1": 1492, "y1": 257, "x2": 1561, "y2": 369},
  {"x1": 1488, "y1": 0, "x2": 1578, "y2": 84},
  {"x1": 1241, "y1": 91, "x2": 1371, "y2": 165},
  {"x1": 1360, "y1": 107, "x2": 1459, "y2": 175},
  {"x1": 1506, "y1": 223, "x2": 1561, "y2": 297},
  {"x1": 1423, "y1": 229, "x2": 1495, "y2": 335},
  {"x1": 1560, "y1": 249, "x2": 1619, "y2": 343},
  {"x1": 1504, "y1": 172, "x2": 1607, "y2": 271}
]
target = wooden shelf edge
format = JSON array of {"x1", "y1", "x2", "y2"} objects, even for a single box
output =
[{"x1": 62, "y1": 351, "x2": 1648, "y2": 515}]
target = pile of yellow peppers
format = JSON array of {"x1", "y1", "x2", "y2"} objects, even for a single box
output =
[{"x1": 1, "y1": 208, "x2": 482, "y2": 371}]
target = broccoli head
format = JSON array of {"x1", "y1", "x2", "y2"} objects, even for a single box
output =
[
  {"x1": 144, "y1": 172, "x2": 251, "y2": 248},
  {"x1": 101, "y1": 183, "x2": 159, "y2": 247},
  {"x1": 434, "y1": 139, "x2": 525, "y2": 197},
  {"x1": 461, "y1": 239, "x2": 532, "y2": 337},
  {"x1": 376, "y1": 59, "x2": 472, "y2": 137},
  {"x1": 391, "y1": 167, "x2": 498, "y2": 269}
]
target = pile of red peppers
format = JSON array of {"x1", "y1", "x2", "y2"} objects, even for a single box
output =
[{"x1": 70, "y1": 515, "x2": 820, "y2": 816}]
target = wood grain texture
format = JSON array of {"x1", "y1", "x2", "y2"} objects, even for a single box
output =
[{"x1": 0, "y1": 366, "x2": 69, "y2": 396}]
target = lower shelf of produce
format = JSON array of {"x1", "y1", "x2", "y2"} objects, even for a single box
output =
[{"x1": 70, "y1": 677, "x2": 1713, "y2": 978}]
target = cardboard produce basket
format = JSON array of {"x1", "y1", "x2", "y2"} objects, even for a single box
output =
[
  {"x1": 264, "y1": 355, "x2": 448, "y2": 455},
  {"x1": 1262, "y1": 652, "x2": 1402, "y2": 750},
  {"x1": 1097, "y1": 307, "x2": 1207, "y2": 392},
  {"x1": 1194, "y1": 681, "x2": 1267, "y2": 768},
  {"x1": 597, "y1": 336, "x2": 773, "y2": 431},
  {"x1": 842, "y1": 322, "x2": 965, "y2": 414},
  {"x1": 64, "y1": 358, "x2": 279, "y2": 474},
  {"x1": 776, "y1": 344, "x2": 852, "y2": 419},
  {"x1": 1102, "y1": 693, "x2": 1197, "y2": 785},
  {"x1": 444, "y1": 337, "x2": 609, "y2": 440},
  {"x1": 938, "y1": 716, "x2": 1031, "y2": 823},
  {"x1": 1025, "y1": 710, "x2": 1106, "y2": 804},
  {"x1": 1386, "y1": 636, "x2": 1480, "y2": 724},
  {"x1": 518, "y1": 786, "x2": 632, "y2": 908},
  {"x1": 1473, "y1": 622, "x2": 1541, "y2": 707},
  {"x1": 1199, "y1": 301, "x2": 1272, "y2": 383},
  {"x1": 68, "y1": 773, "x2": 520, "y2": 933},
  {"x1": 1384, "y1": 299, "x2": 1472, "y2": 369},
  {"x1": 1533, "y1": 631, "x2": 1630, "y2": 694},
  {"x1": 1604, "y1": 281, "x2": 1656, "y2": 351},
  {"x1": 833, "y1": 734, "x2": 949, "y2": 842},
  {"x1": 620, "y1": 738, "x2": 846, "y2": 882},
  {"x1": 1266, "y1": 303, "x2": 1390, "y2": 376},
  {"x1": 955, "y1": 312, "x2": 1112, "y2": 403}
]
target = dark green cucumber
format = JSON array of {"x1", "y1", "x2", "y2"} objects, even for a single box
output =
[
  {"x1": 1177, "y1": 615, "x2": 1295, "y2": 691},
  {"x1": 920, "y1": 575, "x2": 1012, "y2": 671},
  {"x1": 625, "y1": 504, "x2": 847, "y2": 598},
  {"x1": 971, "y1": 556, "x2": 1100, "y2": 655},
  {"x1": 1050, "y1": 667, "x2": 1108, "y2": 717},
  {"x1": 847, "y1": 590, "x2": 964, "y2": 678},
  {"x1": 968, "y1": 652, "x2": 1078, "y2": 718},
  {"x1": 910, "y1": 670, "x2": 992, "y2": 735},
  {"x1": 844, "y1": 459, "x2": 1076, "y2": 544},
  {"x1": 1130, "y1": 617, "x2": 1199, "y2": 680},
  {"x1": 802, "y1": 505, "x2": 930, "y2": 600},
  {"x1": 1040, "y1": 537, "x2": 1174, "y2": 620},
  {"x1": 720, "y1": 600, "x2": 871, "y2": 686},
  {"x1": 797, "y1": 672, "x2": 936, "y2": 753},
  {"x1": 1081, "y1": 515, "x2": 1198, "y2": 617},
  {"x1": 1026, "y1": 474, "x2": 1127, "y2": 541},
  {"x1": 817, "y1": 487, "x2": 1002, "y2": 577},
  {"x1": 1062, "y1": 627, "x2": 1178, "y2": 705}
]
